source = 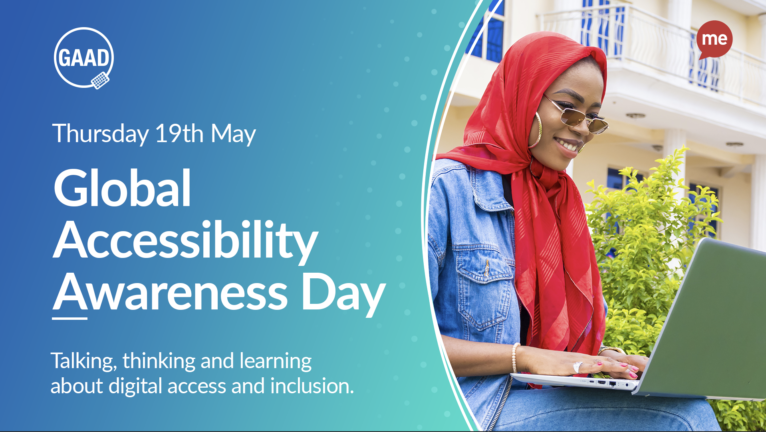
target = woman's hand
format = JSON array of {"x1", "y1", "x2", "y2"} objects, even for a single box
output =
[
  {"x1": 516, "y1": 346, "x2": 641, "y2": 379},
  {"x1": 600, "y1": 350, "x2": 650, "y2": 379},
  {"x1": 440, "y1": 336, "x2": 643, "y2": 379}
]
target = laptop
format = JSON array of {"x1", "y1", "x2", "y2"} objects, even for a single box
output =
[{"x1": 511, "y1": 238, "x2": 766, "y2": 401}]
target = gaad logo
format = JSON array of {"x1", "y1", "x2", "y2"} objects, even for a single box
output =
[{"x1": 54, "y1": 27, "x2": 114, "y2": 89}]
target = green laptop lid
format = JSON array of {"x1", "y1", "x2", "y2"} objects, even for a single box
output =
[{"x1": 634, "y1": 238, "x2": 766, "y2": 401}]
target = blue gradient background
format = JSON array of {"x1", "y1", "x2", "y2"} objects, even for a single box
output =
[{"x1": 0, "y1": 1, "x2": 483, "y2": 430}]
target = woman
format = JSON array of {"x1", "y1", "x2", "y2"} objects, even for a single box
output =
[{"x1": 427, "y1": 32, "x2": 720, "y2": 431}]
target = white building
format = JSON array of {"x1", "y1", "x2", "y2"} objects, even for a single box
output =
[{"x1": 438, "y1": 0, "x2": 766, "y2": 251}]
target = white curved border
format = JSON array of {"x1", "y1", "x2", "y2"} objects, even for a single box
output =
[
  {"x1": 421, "y1": 1, "x2": 504, "y2": 430},
  {"x1": 54, "y1": 27, "x2": 114, "y2": 88}
]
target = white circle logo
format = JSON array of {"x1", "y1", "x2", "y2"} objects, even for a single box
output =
[{"x1": 54, "y1": 28, "x2": 114, "y2": 89}]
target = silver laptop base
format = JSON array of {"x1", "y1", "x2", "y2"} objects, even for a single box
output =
[{"x1": 511, "y1": 374, "x2": 639, "y2": 391}]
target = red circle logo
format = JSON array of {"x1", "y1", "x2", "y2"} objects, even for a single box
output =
[{"x1": 696, "y1": 21, "x2": 732, "y2": 60}]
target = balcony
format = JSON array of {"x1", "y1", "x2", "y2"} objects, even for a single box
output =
[
  {"x1": 534, "y1": 4, "x2": 766, "y2": 153},
  {"x1": 539, "y1": 4, "x2": 766, "y2": 108}
]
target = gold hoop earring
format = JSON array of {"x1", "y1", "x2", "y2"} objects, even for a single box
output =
[{"x1": 529, "y1": 112, "x2": 542, "y2": 149}]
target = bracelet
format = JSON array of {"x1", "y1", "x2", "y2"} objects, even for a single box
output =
[
  {"x1": 512, "y1": 343, "x2": 520, "y2": 373},
  {"x1": 598, "y1": 346, "x2": 626, "y2": 356}
]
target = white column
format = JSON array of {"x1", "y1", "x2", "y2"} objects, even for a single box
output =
[
  {"x1": 667, "y1": 0, "x2": 692, "y2": 30},
  {"x1": 759, "y1": 14, "x2": 766, "y2": 105},
  {"x1": 503, "y1": 0, "x2": 512, "y2": 53},
  {"x1": 759, "y1": 14, "x2": 766, "y2": 59},
  {"x1": 664, "y1": 130, "x2": 687, "y2": 271},
  {"x1": 663, "y1": 129, "x2": 687, "y2": 200},
  {"x1": 566, "y1": 159, "x2": 574, "y2": 178},
  {"x1": 553, "y1": 0, "x2": 580, "y2": 10},
  {"x1": 553, "y1": 0, "x2": 582, "y2": 43},
  {"x1": 751, "y1": 155, "x2": 766, "y2": 252},
  {"x1": 665, "y1": 0, "x2": 693, "y2": 80}
]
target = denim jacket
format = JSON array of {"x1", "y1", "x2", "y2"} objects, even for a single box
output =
[{"x1": 427, "y1": 159, "x2": 519, "y2": 430}]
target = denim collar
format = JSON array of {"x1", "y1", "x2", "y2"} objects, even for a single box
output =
[{"x1": 469, "y1": 166, "x2": 514, "y2": 212}]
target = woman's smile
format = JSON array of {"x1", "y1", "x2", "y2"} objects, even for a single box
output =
[{"x1": 554, "y1": 136, "x2": 582, "y2": 157}]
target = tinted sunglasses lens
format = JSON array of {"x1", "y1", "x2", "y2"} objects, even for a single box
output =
[
  {"x1": 561, "y1": 109, "x2": 585, "y2": 126},
  {"x1": 589, "y1": 120, "x2": 608, "y2": 134}
]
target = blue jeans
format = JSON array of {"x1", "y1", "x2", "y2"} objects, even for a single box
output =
[{"x1": 494, "y1": 381, "x2": 721, "y2": 431}]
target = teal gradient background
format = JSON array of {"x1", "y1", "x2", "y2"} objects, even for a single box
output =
[{"x1": 0, "y1": 1, "x2": 484, "y2": 429}]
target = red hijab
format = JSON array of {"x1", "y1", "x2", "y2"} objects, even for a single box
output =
[{"x1": 437, "y1": 32, "x2": 607, "y2": 356}]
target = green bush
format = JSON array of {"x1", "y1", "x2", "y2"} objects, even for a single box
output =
[
  {"x1": 586, "y1": 147, "x2": 765, "y2": 431},
  {"x1": 602, "y1": 305, "x2": 664, "y2": 357}
]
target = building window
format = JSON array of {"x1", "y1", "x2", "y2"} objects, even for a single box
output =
[
  {"x1": 689, "y1": 33, "x2": 720, "y2": 92},
  {"x1": 689, "y1": 183, "x2": 720, "y2": 238},
  {"x1": 607, "y1": 167, "x2": 644, "y2": 190},
  {"x1": 466, "y1": 0, "x2": 505, "y2": 62},
  {"x1": 581, "y1": 0, "x2": 625, "y2": 56}
]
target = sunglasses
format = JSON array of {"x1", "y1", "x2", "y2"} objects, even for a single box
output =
[{"x1": 544, "y1": 94, "x2": 609, "y2": 135}]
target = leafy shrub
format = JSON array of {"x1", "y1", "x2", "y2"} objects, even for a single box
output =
[
  {"x1": 601, "y1": 304, "x2": 664, "y2": 357},
  {"x1": 586, "y1": 147, "x2": 765, "y2": 431}
]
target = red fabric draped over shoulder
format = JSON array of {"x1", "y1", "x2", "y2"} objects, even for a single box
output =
[{"x1": 436, "y1": 32, "x2": 607, "y2": 356}]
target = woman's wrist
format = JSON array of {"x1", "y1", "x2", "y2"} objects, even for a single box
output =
[
  {"x1": 513, "y1": 345, "x2": 535, "y2": 373},
  {"x1": 598, "y1": 346, "x2": 626, "y2": 356},
  {"x1": 599, "y1": 349, "x2": 625, "y2": 362}
]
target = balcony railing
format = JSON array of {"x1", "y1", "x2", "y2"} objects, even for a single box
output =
[{"x1": 538, "y1": 5, "x2": 766, "y2": 107}]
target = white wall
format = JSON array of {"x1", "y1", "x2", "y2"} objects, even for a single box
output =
[
  {"x1": 746, "y1": 14, "x2": 763, "y2": 57},
  {"x1": 630, "y1": 0, "x2": 669, "y2": 18},
  {"x1": 692, "y1": 0, "x2": 750, "y2": 52},
  {"x1": 438, "y1": 105, "x2": 475, "y2": 153}
]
